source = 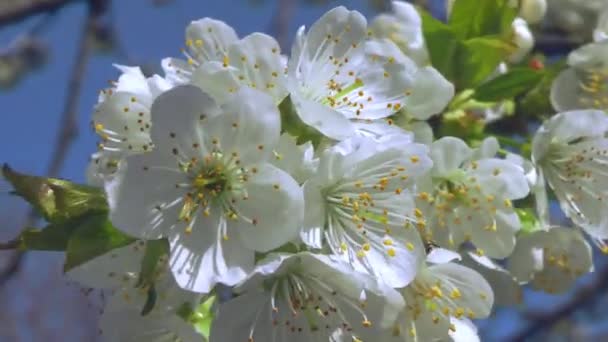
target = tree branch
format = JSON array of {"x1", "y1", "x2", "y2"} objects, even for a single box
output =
[
  {"x1": 1, "y1": 0, "x2": 106, "y2": 288},
  {"x1": 505, "y1": 261, "x2": 608, "y2": 342},
  {"x1": 46, "y1": 12, "x2": 95, "y2": 177},
  {"x1": 0, "y1": 0, "x2": 79, "y2": 27}
]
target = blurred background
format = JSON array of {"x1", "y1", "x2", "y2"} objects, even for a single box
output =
[{"x1": 0, "y1": 0, "x2": 606, "y2": 341}]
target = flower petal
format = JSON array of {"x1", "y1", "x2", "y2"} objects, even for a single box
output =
[
  {"x1": 169, "y1": 211, "x2": 253, "y2": 293},
  {"x1": 233, "y1": 163, "x2": 304, "y2": 252},
  {"x1": 203, "y1": 87, "x2": 281, "y2": 165},
  {"x1": 430, "y1": 137, "x2": 473, "y2": 177}
]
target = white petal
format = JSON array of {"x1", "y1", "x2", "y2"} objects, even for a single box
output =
[
  {"x1": 205, "y1": 87, "x2": 281, "y2": 165},
  {"x1": 429, "y1": 263, "x2": 494, "y2": 318},
  {"x1": 449, "y1": 318, "x2": 480, "y2": 342},
  {"x1": 106, "y1": 151, "x2": 187, "y2": 239},
  {"x1": 270, "y1": 134, "x2": 318, "y2": 184},
  {"x1": 67, "y1": 241, "x2": 145, "y2": 289},
  {"x1": 430, "y1": 137, "x2": 473, "y2": 177},
  {"x1": 469, "y1": 158, "x2": 530, "y2": 200},
  {"x1": 426, "y1": 248, "x2": 461, "y2": 264},
  {"x1": 402, "y1": 66, "x2": 454, "y2": 120},
  {"x1": 290, "y1": 91, "x2": 356, "y2": 140},
  {"x1": 462, "y1": 252, "x2": 522, "y2": 307},
  {"x1": 149, "y1": 84, "x2": 221, "y2": 158},
  {"x1": 550, "y1": 68, "x2": 585, "y2": 112},
  {"x1": 233, "y1": 163, "x2": 304, "y2": 252},
  {"x1": 169, "y1": 212, "x2": 253, "y2": 293},
  {"x1": 185, "y1": 18, "x2": 238, "y2": 62}
]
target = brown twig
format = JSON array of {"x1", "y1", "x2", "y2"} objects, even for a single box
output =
[
  {"x1": 46, "y1": 12, "x2": 96, "y2": 177},
  {"x1": 505, "y1": 261, "x2": 608, "y2": 342},
  {"x1": 1, "y1": 0, "x2": 106, "y2": 287},
  {"x1": 272, "y1": 0, "x2": 296, "y2": 51},
  {"x1": 0, "y1": 0, "x2": 79, "y2": 27}
]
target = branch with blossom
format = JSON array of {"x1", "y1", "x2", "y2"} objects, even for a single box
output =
[{"x1": 4, "y1": 0, "x2": 608, "y2": 341}]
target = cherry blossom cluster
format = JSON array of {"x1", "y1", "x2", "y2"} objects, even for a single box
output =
[{"x1": 68, "y1": 1, "x2": 608, "y2": 341}]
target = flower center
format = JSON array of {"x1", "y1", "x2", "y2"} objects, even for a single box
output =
[
  {"x1": 174, "y1": 152, "x2": 248, "y2": 235},
  {"x1": 577, "y1": 68, "x2": 608, "y2": 109}
]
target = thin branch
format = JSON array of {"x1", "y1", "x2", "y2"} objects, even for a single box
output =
[
  {"x1": 0, "y1": 0, "x2": 79, "y2": 27},
  {"x1": 271, "y1": 0, "x2": 296, "y2": 51},
  {"x1": 46, "y1": 14, "x2": 95, "y2": 177},
  {"x1": 1, "y1": 0, "x2": 106, "y2": 288},
  {"x1": 505, "y1": 262, "x2": 608, "y2": 342}
]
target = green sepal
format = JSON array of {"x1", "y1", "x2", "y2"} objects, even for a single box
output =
[
  {"x1": 135, "y1": 238, "x2": 170, "y2": 289},
  {"x1": 516, "y1": 208, "x2": 542, "y2": 234},
  {"x1": 140, "y1": 285, "x2": 158, "y2": 316},
  {"x1": 178, "y1": 295, "x2": 216, "y2": 338},
  {"x1": 278, "y1": 96, "x2": 323, "y2": 147}
]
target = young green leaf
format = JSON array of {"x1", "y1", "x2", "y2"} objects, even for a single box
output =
[
  {"x1": 63, "y1": 214, "x2": 135, "y2": 271},
  {"x1": 449, "y1": 0, "x2": 518, "y2": 40},
  {"x1": 474, "y1": 67, "x2": 545, "y2": 102}
]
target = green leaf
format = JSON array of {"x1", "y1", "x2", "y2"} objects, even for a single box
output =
[
  {"x1": 519, "y1": 59, "x2": 568, "y2": 118},
  {"x1": 63, "y1": 214, "x2": 135, "y2": 271},
  {"x1": 421, "y1": 10, "x2": 461, "y2": 83},
  {"x1": 2, "y1": 164, "x2": 107, "y2": 223},
  {"x1": 421, "y1": 11, "x2": 514, "y2": 90},
  {"x1": 449, "y1": 0, "x2": 518, "y2": 40},
  {"x1": 136, "y1": 238, "x2": 170, "y2": 289},
  {"x1": 474, "y1": 67, "x2": 545, "y2": 102},
  {"x1": 459, "y1": 37, "x2": 514, "y2": 89}
]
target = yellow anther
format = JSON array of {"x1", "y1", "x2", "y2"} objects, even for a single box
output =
[
  {"x1": 450, "y1": 288, "x2": 462, "y2": 299},
  {"x1": 362, "y1": 243, "x2": 371, "y2": 251},
  {"x1": 387, "y1": 248, "x2": 396, "y2": 257},
  {"x1": 414, "y1": 208, "x2": 423, "y2": 219},
  {"x1": 410, "y1": 155, "x2": 420, "y2": 163},
  {"x1": 406, "y1": 242, "x2": 415, "y2": 251}
]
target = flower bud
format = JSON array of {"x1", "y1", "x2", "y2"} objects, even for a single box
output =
[{"x1": 520, "y1": 0, "x2": 547, "y2": 24}]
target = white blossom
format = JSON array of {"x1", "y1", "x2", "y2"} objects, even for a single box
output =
[
  {"x1": 508, "y1": 227, "x2": 593, "y2": 293},
  {"x1": 105, "y1": 85, "x2": 304, "y2": 293},
  {"x1": 383, "y1": 249, "x2": 493, "y2": 342},
  {"x1": 461, "y1": 251, "x2": 522, "y2": 307},
  {"x1": 66, "y1": 241, "x2": 203, "y2": 342},
  {"x1": 551, "y1": 40, "x2": 608, "y2": 112},
  {"x1": 370, "y1": 1, "x2": 428, "y2": 65},
  {"x1": 209, "y1": 252, "x2": 404, "y2": 342},
  {"x1": 532, "y1": 110, "x2": 608, "y2": 245},
  {"x1": 90, "y1": 65, "x2": 172, "y2": 179},
  {"x1": 417, "y1": 137, "x2": 530, "y2": 258},
  {"x1": 287, "y1": 6, "x2": 453, "y2": 140},
  {"x1": 301, "y1": 134, "x2": 432, "y2": 287},
  {"x1": 163, "y1": 18, "x2": 287, "y2": 104}
]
